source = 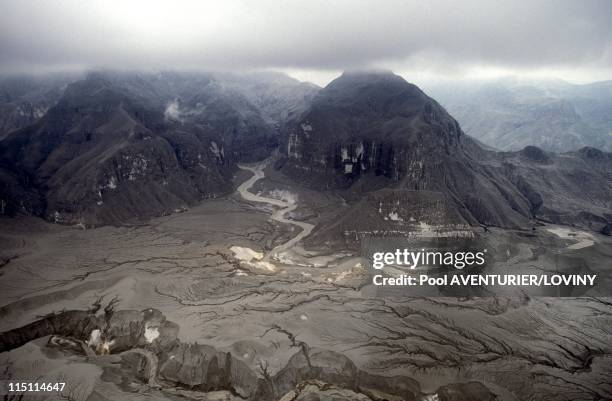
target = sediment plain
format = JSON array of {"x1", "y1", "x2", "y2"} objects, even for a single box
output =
[{"x1": 1, "y1": 162, "x2": 611, "y2": 401}]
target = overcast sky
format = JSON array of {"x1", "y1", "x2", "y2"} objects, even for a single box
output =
[{"x1": 1, "y1": 0, "x2": 611, "y2": 85}]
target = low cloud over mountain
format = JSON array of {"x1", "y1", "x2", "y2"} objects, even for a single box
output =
[{"x1": 1, "y1": 0, "x2": 611, "y2": 82}]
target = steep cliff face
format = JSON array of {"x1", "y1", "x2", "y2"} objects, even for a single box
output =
[
  {"x1": 280, "y1": 71, "x2": 612, "y2": 231},
  {"x1": 0, "y1": 72, "x2": 273, "y2": 225},
  {"x1": 282, "y1": 71, "x2": 461, "y2": 184}
]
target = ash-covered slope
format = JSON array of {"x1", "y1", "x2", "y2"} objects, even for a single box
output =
[
  {"x1": 0, "y1": 74, "x2": 79, "y2": 140},
  {"x1": 158, "y1": 73, "x2": 277, "y2": 162},
  {"x1": 482, "y1": 146, "x2": 612, "y2": 230},
  {"x1": 0, "y1": 72, "x2": 277, "y2": 225},
  {"x1": 210, "y1": 71, "x2": 320, "y2": 128},
  {"x1": 280, "y1": 71, "x2": 612, "y2": 234}
]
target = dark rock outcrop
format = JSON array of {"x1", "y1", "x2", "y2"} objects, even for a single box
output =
[{"x1": 0, "y1": 304, "x2": 427, "y2": 401}]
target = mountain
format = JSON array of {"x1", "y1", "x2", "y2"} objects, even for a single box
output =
[
  {"x1": 0, "y1": 73, "x2": 228, "y2": 224},
  {"x1": 0, "y1": 71, "x2": 315, "y2": 225},
  {"x1": 425, "y1": 78, "x2": 612, "y2": 152},
  {"x1": 155, "y1": 72, "x2": 278, "y2": 162},
  {"x1": 554, "y1": 80, "x2": 612, "y2": 137},
  {"x1": 0, "y1": 74, "x2": 79, "y2": 140},
  {"x1": 278, "y1": 71, "x2": 612, "y2": 239},
  {"x1": 210, "y1": 71, "x2": 320, "y2": 128},
  {"x1": 1, "y1": 70, "x2": 610, "y2": 233}
]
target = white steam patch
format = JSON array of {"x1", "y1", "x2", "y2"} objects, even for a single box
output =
[{"x1": 164, "y1": 98, "x2": 182, "y2": 122}]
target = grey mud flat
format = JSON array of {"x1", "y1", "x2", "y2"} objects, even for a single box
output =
[{"x1": 0, "y1": 170, "x2": 611, "y2": 401}]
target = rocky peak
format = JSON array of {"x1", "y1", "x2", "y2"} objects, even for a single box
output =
[
  {"x1": 314, "y1": 70, "x2": 449, "y2": 123},
  {"x1": 280, "y1": 71, "x2": 464, "y2": 187}
]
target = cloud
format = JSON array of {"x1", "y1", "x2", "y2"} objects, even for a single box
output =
[
  {"x1": 1, "y1": 0, "x2": 611, "y2": 81},
  {"x1": 164, "y1": 99, "x2": 182, "y2": 122}
]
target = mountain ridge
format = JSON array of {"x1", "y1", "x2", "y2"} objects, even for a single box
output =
[
  {"x1": 279, "y1": 71, "x2": 612, "y2": 235},
  {"x1": 0, "y1": 70, "x2": 610, "y2": 233},
  {"x1": 425, "y1": 77, "x2": 612, "y2": 152}
]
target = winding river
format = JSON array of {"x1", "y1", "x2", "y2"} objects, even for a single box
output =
[{"x1": 237, "y1": 162, "x2": 314, "y2": 261}]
